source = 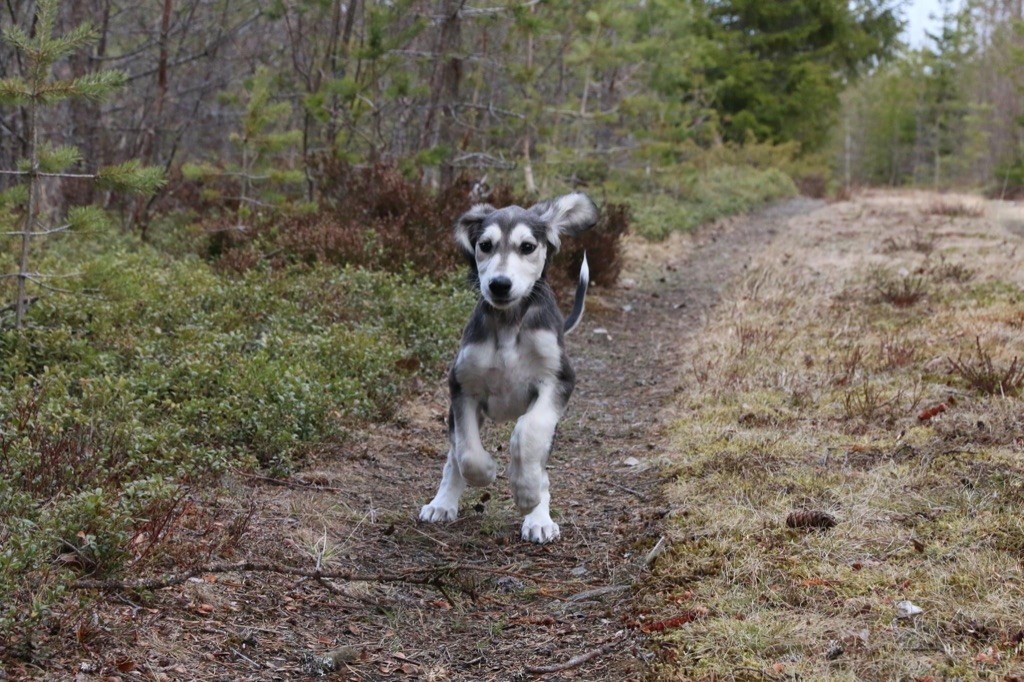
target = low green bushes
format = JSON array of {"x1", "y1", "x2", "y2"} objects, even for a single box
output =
[
  {"x1": 632, "y1": 165, "x2": 797, "y2": 240},
  {"x1": 0, "y1": 228, "x2": 472, "y2": 644}
]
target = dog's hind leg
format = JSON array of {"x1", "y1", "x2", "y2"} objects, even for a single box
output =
[{"x1": 509, "y1": 387, "x2": 562, "y2": 543}]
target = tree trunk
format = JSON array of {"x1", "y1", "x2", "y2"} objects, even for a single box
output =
[
  {"x1": 421, "y1": 0, "x2": 465, "y2": 190},
  {"x1": 16, "y1": 100, "x2": 38, "y2": 330}
]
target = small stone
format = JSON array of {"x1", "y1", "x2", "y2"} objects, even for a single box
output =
[
  {"x1": 570, "y1": 565, "x2": 588, "y2": 577},
  {"x1": 323, "y1": 646, "x2": 360, "y2": 670},
  {"x1": 895, "y1": 600, "x2": 923, "y2": 618},
  {"x1": 623, "y1": 457, "x2": 641, "y2": 467},
  {"x1": 496, "y1": 576, "x2": 525, "y2": 593}
]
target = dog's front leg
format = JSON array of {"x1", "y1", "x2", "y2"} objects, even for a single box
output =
[
  {"x1": 452, "y1": 396, "x2": 496, "y2": 487},
  {"x1": 420, "y1": 400, "x2": 495, "y2": 524},
  {"x1": 419, "y1": 444, "x2": 464, "y2": 522},
  {"x1": 509, "y1": 387, "x2": 562, "y2": 543}
]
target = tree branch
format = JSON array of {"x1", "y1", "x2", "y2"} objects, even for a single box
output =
[
  {"x1": 70, "y1": 560, "x2": 570, "y2": 593},
  {"x1": 4, "y1": 223, "x2": 71, "y2": 236},
  {"x1": 524, "y1": 632, "x2": 627, "y2": 675},
  {"x1": 0, "y1": 169, "x2": 98, "y2": 179}
]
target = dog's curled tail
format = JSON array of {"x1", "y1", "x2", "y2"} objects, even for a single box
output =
[{"x1": 564, "y1": 252, "x2": 589, "y2": 335}]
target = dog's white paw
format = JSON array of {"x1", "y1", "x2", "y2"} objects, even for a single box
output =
[
  {"x1": 419, "y1": 503, "x2": 458, "y2": 523},
  {"x1": 521, "y1": 517, "x2": 560, "y2": 544}
]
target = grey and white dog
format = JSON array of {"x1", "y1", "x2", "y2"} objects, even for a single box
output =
[{"x1": 419, "y1": 192, "x2": 599, "y2": 543}]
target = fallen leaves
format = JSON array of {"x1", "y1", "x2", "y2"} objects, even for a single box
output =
[
  {"x1": 632, "y1": 607, "x2": 708, "y2": 633},
  {"x1": 917, "y1": 402, "x2": 947, "y2": 422}
]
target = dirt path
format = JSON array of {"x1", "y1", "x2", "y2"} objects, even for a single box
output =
[{"x1": 51, "y1": 199, "x2": 820, "y2": 681}]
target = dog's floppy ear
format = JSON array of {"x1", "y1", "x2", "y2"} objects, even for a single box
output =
[
  {"x1": 454, "y1": 203, "x2": 496, "y2": 257},
  {"x1": 529, "y1": 192, "x2": 599, "y2": 251}
]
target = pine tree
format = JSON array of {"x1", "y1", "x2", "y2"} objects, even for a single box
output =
[
  {"x1": 183, "y1": 67, "x2": 304, "y2": 231},
  {"x1": 0, "y1": 0, "x2": 164, "y2": 330},
  {"x1": 690, "y1": 0, "x2": 902, "y2": 152}
]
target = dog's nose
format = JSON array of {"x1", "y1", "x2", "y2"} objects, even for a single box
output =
[{"x1": 489, "y1": 277, "x2": 512, "y2": 298}]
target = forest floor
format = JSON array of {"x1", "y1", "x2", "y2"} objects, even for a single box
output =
[
  {"x1": 17, "y1": 190, "x2": 1024, "y2": 681},
  {"x1": 20, "y1": 194, "x2": 815, "y2": 681}
]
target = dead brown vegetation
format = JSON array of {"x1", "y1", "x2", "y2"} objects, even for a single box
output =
[
  {"x1": 208, "y1": 163, "x2": 630, "y2": 289},
  {"x1": 926, "y1": 198, "x2": 986, "y2": 218},
  {"x1": 948, "y1": 336, "x2": 1024, "y2": 397},
  {"x1": 872, "y1": 268, "x2": 929, "y2": 306},
  {"x1": 652, "y1": 192, "x2": 1024, "y2": 681}
]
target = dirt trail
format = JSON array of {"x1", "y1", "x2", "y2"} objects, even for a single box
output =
[{"x1": 52, "y1": 199, "x2": 820, "y2": 681}]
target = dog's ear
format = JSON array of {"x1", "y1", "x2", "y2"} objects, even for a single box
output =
[
  {"x1": 529, "y1": 192, "x2": 599, "y2": 251},
  {"x1": 454, "y1": 203, "x2": 496, "y2": 257}
]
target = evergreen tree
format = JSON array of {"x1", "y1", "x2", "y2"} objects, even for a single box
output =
[
  {"x1": 690, "y1": 0, "x2": 902, "y2": 152},
  {"x1": 0, "y1": 0, "x2": 164, "y2": 330},
  {"x1": 918, "y1": 0, "x2": 978, "y2": 186},
  {"x1": 183, "y1": 68, "x2": 304, "y2": 230}
]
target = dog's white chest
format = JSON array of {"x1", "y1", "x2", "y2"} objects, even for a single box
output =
[{"x1": 454, "y1": 329, "x2": 561, "y2": 423}]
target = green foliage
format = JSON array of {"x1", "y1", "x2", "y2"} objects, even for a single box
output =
[
  {"x1": 96, "y1": 160, "x2": 167, "y2": 195},
  {"x1": 0, "y1": 0, "x2": 123, "y2": 106},
  {"x1": 0, "y1": 0, "x2": 164, "y2": 328},
  {"x1": 0, "y1": 224, "x2": 473, "y2": 640},
  {"x1": 34, "y1": 144, "x2": 82, "y2": 173},
  {"x1": 632, "y1": 165, "x2": 797, "y2": 240},
  {"x1": 186, "y1": 67, "x2": 303, "y2": 222},
  {"x1": 840, "y1": 2, "x2": 1017, "y2": 190},
  {"x1": 682, "y1": 0, "x2": 901, "y2": 152}
]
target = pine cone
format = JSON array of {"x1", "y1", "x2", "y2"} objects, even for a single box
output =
[{"x1": 786, "y1": 510, "x2": 837, "y2": 529}]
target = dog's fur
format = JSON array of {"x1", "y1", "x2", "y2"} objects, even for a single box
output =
[{"x1": 419, "y1": 193, "x2": 598, "y2": 543}]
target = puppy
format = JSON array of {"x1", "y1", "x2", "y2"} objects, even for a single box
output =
[{"x1": 419, "y1": 193, "x2": 598, "y2": 543}]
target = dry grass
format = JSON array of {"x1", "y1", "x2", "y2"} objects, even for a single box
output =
[
  {"x1": 871, "y1": 267, "x2": 930, "y2": 307},
  {"x1": 652, "y1": 191, "x2": 1024, "y2": 680},
  {"x1": 948, "y1": 337, "x2": 1024, "y2": 397},
  {"x1": 926, "y1": 198, "x2": 987, "y2": 218}
]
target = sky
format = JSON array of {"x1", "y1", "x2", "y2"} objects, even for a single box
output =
[{"x1": 901, "y1": 0, "x2": 947, "y2": 46}]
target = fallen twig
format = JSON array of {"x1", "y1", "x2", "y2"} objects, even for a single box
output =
[
  {"x1": 525, "y1": 632, "x2": 627, "y2": 675},
  {"x1": 71, "y1": 560, "x2": 569, "y2": 593},
  {"x1": 566, "y1": 584, "x2": 630, "y2": 602},
  {"x1": 72, "y1": 560, "x2": 445, "y2": 592},
  {"x1": 230, "y1": 469, "x2": 349, "y2": 493}
]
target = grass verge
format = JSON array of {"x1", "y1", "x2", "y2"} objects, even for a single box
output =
[
  {"x1": 652, "y1": 191, "x2": 1024, "y2": 680},
  {"x1": 631, "y1": 165, "x2": 798, "y2": 241}
]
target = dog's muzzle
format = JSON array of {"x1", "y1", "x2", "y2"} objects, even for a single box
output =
[{"x1": 487, "y1": 276, "x2": 514, "y2": 306}]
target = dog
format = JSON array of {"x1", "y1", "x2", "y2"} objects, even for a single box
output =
[{"x1": 419, "y1": 192, "x2": 599, "y2": 543}]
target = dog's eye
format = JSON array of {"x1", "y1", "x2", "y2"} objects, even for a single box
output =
[
  {"x1": 478, "y1": 240, "x2": 493, "y2": 254},
  {"x1": 520, "y1": 242, "x2": 537, "y2": 255}
]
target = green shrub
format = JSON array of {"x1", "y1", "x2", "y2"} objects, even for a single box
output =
[
  {"x1": 0, "y1": 228, "x2": 473, "y2": 644},
  {"x1": 632, "y1": 165, "x2": 797, "y2": 240}
]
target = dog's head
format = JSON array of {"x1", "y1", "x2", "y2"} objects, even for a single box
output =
[{"x1": 454, "y1": 192, "x2": 598, "y2": 309}]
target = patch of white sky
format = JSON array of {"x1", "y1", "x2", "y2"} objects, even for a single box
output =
[{"x1": 900, "y1": 0, "x2": 955, "y2": 46}]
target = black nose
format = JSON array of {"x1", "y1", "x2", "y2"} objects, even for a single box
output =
[{"x1": 489, "y1": 277, "x2": 512, "y2": 298}]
